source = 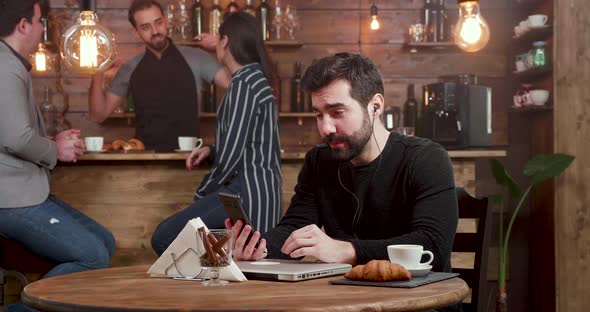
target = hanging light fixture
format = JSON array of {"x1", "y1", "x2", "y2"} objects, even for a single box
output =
[
  {"x1": 453, "y1": 0, "x2": 490, "y2": 52},
  {"x1": 370, "y1": 4, "x2": 380, "y2": 30},
  {"x1": 61, "y1": 0, "x2": 117, "y2": 75},
  {"x1": 31, "y1": 15, "x2": 57, "y2": 74}
]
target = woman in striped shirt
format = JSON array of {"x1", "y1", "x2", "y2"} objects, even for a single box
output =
[{"x1": 151, "y1": 12, "x2": 282, "y2": 255}]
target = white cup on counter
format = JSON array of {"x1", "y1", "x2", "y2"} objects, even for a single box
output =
[
  {"x1": 178, "y1": 137, "x2": 203, "y2": 151},
  {"x1": 84, "y1": 136, "x2": 104, "y2": 152}
]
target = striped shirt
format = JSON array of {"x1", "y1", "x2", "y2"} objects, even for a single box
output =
[{"x1": 195, "y1": 63, "x2": 282, "y2": 233}]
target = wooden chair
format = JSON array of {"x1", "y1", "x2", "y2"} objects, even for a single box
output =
[
  {"x1": 453, "y1": 188, "x2": 491, "y2": 312},
  {"x1": 0, "y1": 234, "x2": 53, "y2": 306}
]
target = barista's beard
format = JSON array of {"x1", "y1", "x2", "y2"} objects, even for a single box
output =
[
  {"x1": 323, "y1": 111, "x2": 372, "y2": 161},
  {"x1": 147, "y1": 34, "x2": 168, "y2": 51}
]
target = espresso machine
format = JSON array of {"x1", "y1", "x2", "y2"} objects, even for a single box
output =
[{"x1": 418, "y1": 79, "x2": 492, "y2": 149}]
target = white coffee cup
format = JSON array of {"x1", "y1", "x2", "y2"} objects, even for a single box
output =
[
  {"x1": 387, "y1": 244, "x2": 434, "y2": 269},
  {"x1": 84, "y1": 136, "x2": 104, "y2": 152},
  {"x1": 178, "y1": 137, "x2": 203, "y2": 151},
  {"x1": 528, "y1": 14, "x2": 548, "y2": 27}
]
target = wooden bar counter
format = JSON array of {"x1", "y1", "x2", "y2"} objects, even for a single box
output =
[{"x1": 49, "y1": 149, "x2": 506, "y2": 267}]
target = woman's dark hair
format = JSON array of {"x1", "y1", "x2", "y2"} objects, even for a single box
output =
[
  {"x1": 219, "y1": 12, "x2": 273, "y2": 84},
  {"x1": 0, "y1": 0, "x2": 39, "y2": 37},
  {"x1": 301, "y1": 52, "x2": 384, "y2": 108}
]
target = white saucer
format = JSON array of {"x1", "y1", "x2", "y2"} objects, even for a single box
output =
[
  {"x1": 406, "y1": 264, "x2": 432, "y2": 277},
  {"x1": 174, "y1": 149, "x2": 192, "y2": 153}
]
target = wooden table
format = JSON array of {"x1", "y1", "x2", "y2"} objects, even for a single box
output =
[{"x1": 22, "y1": 265, "x2": 469, "y2": 312}]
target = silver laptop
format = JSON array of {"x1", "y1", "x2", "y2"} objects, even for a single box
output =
[{"x1": 236, "y1": 259, "x2": 351, "y2": 282}]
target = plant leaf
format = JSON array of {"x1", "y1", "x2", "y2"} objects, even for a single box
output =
[
  {"x1": 490, "y1": 194, "x2": 504, "y2": 206},
  {"x1": 524, "y1": 153, "x2": 575, "y2": 185},
  {"x1": 490, "y1": 159, "x2": 521, "y2": 197}
]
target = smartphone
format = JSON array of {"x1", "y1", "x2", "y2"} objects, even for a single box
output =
[{"x1": 218, "y1": 192, "x2": 255, "y2": 245}]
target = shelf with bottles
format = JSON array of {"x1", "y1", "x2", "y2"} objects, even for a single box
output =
[
  {"x1": 403, "y1": 41, "x2": 458, "y2": 53},
  {"x1": 200, "y1": 112, "x2": 315, "y2": 118},
  {"x1": 174, "y1": 39, "x2": 303, "y2": 49},
  {"x1": 513, "y1": 65, "x2": 552, "y2": 80},
  {"x1": 509, "y1": 103, "x2": 553, "y2": 113},
  {"x1": 513, "y1": 25, "x2": 552, "y2": 44}
]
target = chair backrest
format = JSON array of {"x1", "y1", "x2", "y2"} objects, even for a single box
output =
[{"x1": 452, "y1": 188, "x2": 491, "y2": 312}]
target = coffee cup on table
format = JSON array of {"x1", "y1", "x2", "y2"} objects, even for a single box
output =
[
  {"x1": 387, "y1": 244, "x2": 434, "y2": 269},
  {"x1": 178, "y1": 137, "x2": 203, "y2": 151},
  {"x1": 84, "y1": 136, "x2": 104, "y2": 152},
  {"x1": 528, "y1": 14, "x2": 548, "y2": 27}
]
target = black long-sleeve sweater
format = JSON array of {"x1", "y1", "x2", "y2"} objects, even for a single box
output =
[{"x1": 263, "y1": 132, "x2": 458, "y2": 273}]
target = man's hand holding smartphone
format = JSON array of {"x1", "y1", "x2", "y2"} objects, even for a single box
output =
[{"x1": 225, "y1": 218, "x2": 268, "y2": 261}]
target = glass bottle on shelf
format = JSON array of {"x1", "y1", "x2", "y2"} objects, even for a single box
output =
[
  {"x1": 532, "y1": 41, "x2": 547, "y2": 67},
  {"x1": 244, "y1": 0, "x2": 256, "y2": 16},
  {"x1": 40, "y1": 86, "x2": 58, "y2": 137},
  {"x1": 423, "y1": 0, "x2": 432, "y2": 42},
  {"x1": 191, "y1": 0, "x2": 203, "y2": 38},
  {"x1": 291, "y1": 62, "x2": 305, "y2": 112},
  {"x1": 428, "y1": 0, "x2": 440, "y2": 42},
  {"x1": 208, "y1": 83, "x2": 217, "y2": 112},
  {"x1": 126, "y1": 93, "x2": 135, "y2": 113},
  {"x1": 224, "y1": 0, "x2": 240, "y2": 19},
  {"x1": 209, "y1": 0, "x2": 222, "y2": 36},
  {"x1": 258, "y1": 0, "x2": 271, "y2": 41},
  {"x1": 272, "y1": 61, "x2": 282, "y2": 111},
  {"x1": 435, "y1": 0, "x2": 447, "y2": 42},
  {"x1": 403, "y1": 84, "x2": 418, "y2": 128}
]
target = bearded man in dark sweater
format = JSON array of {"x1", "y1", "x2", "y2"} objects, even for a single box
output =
[{"x1": 227, "y1": 53, "x2": 459, "y2": 310}]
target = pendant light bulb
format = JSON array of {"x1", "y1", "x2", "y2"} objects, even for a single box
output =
[
  {"x1": 61, "y1": 0, "x2": 117, "y2": 75},
  {"x1": 453, "y1": 0, "x2": 490, "y2": 52},
  {"x1": 30, "y1": 18, "x2": 56, "y2": 75},
  {"x1": 370, "y1": 4, "x2": 380, "y2": 30},
  {"x1": 31, "y1": 43, "x2": 53, "y2": 74}
]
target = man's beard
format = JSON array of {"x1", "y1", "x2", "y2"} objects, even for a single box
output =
[
  {"x1": 147, "y1": 34, "x2": 168, "y2": 51},
  {"x1": 323, "y1": 112, "x2": 373, "y2": 161}
]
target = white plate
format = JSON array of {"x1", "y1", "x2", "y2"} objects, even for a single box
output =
[
  {"x1": 174, "y1": 149, "x2": 192, "y2": 153},
  {"x1": 407, "y1": 264, "x2": 432, "y2": 277}
]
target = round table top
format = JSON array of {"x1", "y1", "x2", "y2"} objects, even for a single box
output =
[{"x1": 23, "y1": 265, "x2": 469, "y2": 312}]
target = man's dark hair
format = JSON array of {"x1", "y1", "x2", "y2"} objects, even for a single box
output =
[
  {"x1": 0, "y1": 0, "x2": 40, "y2": 37},
  {"x1": 301, "y1": 53, "x2": 384, "y2": 108},
  {"x1": 128, "y1": 0, "x2": 164, "y2": 28}
]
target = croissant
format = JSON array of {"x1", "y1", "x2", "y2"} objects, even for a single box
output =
[
  {"x1": 111, "y1": 139, "x2": 127, "y2": 151},
  {"x1": 344, "y1": 260, "x2": 412, "y2": 282},
  {"x1": 102, "y1": 143, "x2": 112, "y2": 152},
  {"x1": 127, "y1": 138, "x2": 145, "y2": 151}
]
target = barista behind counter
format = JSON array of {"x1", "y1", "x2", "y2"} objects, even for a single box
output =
[{"x1": 88, "y1": 0, "x2": 231, "y2": 152}]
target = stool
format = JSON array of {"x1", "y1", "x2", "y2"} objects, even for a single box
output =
[{"x1": 0, "y1": 234, "x2": 53, "y2": 306}]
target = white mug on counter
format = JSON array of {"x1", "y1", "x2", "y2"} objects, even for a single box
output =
[
  {"x1": 178, "y1": 136, "x2": 203, "y2": 151},
  {"x1": 387, "y1": 244, "x2": 434, "y2": 269},
  {"x1": 84, "y1": 137, "x2": 104, "y2": 152}
]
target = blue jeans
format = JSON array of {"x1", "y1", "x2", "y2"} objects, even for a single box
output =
[
  {"x1": 151, "y1": 181, "x2": 241, "y2": 256},
  {"x1": 0, "y1": 195, "x2": 115, "y2": 312}
]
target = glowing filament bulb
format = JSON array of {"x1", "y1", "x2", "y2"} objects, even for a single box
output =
[
  {"x1": 34, "y1": 44, "x2": 47, "y2": 72},
  {"x1": 80, "y1": 29, "x2": 98, "y2": 68},
  {"x1": 371, "y1": 16, "x2": 380, "y2": 30},
  {"x1": 370, "y1": 4, "x2": 380, "y2": 31},
  {"x1": 453, "y1": 1, "x2": 490, "y2": 52}
]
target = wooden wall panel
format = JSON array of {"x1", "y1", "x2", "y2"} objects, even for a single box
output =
[
  {"x1": 554, "y1": 0, "x2": 590, "y2": 310},
  {"x1": 33, "y1": 0, "x2": 511, "y2": 145}
]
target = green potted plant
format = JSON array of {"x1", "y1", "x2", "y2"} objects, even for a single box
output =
[{"x1": 490, "y1": 153, "x2": 575, "y2": 312}]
